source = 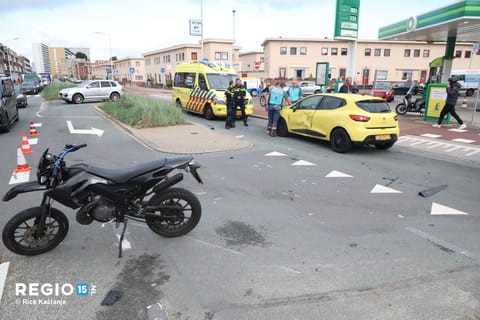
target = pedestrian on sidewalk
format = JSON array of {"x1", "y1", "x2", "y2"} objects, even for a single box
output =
[
  {"x1": 432, "y1": 76, "x2": 466, "y2": 129},
  {"x1": 266, "y1": 82, "x2": 286, "y2": 136},
  {"x1": 225, "y1": 80, "x2": 236, "y2": 129},
  {"x1": 233, "y1": 79, "x2": 248, "y2": 126}
]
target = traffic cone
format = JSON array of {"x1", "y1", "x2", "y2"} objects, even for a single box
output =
[
  {"x1": 14, "y1": 146, "x2": 31, "y2": 173},
  {"x1": 461, "y1": 97, "x2": 467, "y2": 108},
  {"x1": 21, "y1": 132, "x2": 33, "y2": 154},
  {"x1": 29, "y1": 120, "x2": 39, "y2": 137}
]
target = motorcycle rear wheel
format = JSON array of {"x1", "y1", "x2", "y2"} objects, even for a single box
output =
[
  {"x1": 395, "y1": 103, "x2": 408, "y2": 115},
  {"x1": 2, "y1": 207, "x2": 69, "y2": 256},
  {"x1": 146, "y1": 188, "x2": 201, "y2": 238}
]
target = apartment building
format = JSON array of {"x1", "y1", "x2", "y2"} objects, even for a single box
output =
[
  {"x1": 252, "y1": 38, "x2": 480, "y2": 84},
  {"x1": 32, "y1": 43, "x2": 51, "y2": 74},
  {"x1": 143, "y1": 39, "x2": 241, "y2": 86},
  {"x1": 114, "y1": 57, "x2": 145, "y2": 85},
  {"x1": 49, "y1": 47, "x2": 75, "y2": 78}
]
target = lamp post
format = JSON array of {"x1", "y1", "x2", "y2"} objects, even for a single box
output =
[
  {"x1": 5, "y1": 37, "x2": 20, "y2": 80},
  {"x1": 232, "y1": 10, "x2": 236, "y2": 44},
  {"x1": 94, "y1": 32, "x2": 112, "y2": 80}
]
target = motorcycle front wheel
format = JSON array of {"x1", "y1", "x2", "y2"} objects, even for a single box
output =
[
  {"x1": 2, "y1": 207, "x2": 69, "y2": 256},
  {"x1": 146, "y1": 187, "x2": 201, "y2": 238},
  {"x1": 395, "y1": 103, "x2": 408, "y2": 115}
]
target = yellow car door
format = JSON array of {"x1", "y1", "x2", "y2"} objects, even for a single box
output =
[
  {"x1": 310, "y1": 96, "x2": 346, "y2": 139},
  {"x1": 287, "y1": 95, "x2": 323, "y2": 136}
]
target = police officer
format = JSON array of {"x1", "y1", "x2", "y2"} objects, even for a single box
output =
[
  {"x1": 233, "y1": 78, "x2": 248, "y2": 126},
  {"x1": 225, "y1": 80, "x2": 235, "y2": 129}
]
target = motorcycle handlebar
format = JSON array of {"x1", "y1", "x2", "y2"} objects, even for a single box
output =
[{"x1": 65, "y1": 144, "x2": 87, "y2": 152}]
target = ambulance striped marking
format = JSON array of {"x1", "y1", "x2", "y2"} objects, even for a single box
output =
[{"x1": 186, "y1": 87, "x2": 217, "y2": 114}]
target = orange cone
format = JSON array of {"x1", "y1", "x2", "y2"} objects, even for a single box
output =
[
  {"x1": 14, "y1": 146, "x2": 31, "y2": 173},
  {"x1": 21, "y1": 132, "x2": 33, "y2": 154},
  {"x1": 29, "y1": 120, "x2": 39, "y2": 137}
]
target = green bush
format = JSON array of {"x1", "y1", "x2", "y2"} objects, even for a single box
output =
[
  {"x1": 100, "y1": 94, "x2": 186, "y2": 128},
  {"x1": 42, "y1": 82, "x2": 76, "y2": 100}
]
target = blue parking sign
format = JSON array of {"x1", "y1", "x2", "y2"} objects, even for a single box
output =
[{"x1": 160, "y1": 67, "x2": 166, "y2": 73}]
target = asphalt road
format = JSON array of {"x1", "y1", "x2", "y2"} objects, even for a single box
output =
[{"x1": 0, "y1": 95, "x2": 479, "y2": 320}]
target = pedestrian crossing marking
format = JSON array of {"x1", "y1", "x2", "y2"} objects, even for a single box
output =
[
  {"x1": 451, "y1": 138, "x2": 475, "y2": 144},
  {"x1": 421, "y1": 133, "x2": 442, "y2": 138}
]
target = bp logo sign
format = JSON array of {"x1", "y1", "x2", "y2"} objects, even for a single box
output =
[{"x1": 407, "y1": 17, "x2": 417, "y2": 32}]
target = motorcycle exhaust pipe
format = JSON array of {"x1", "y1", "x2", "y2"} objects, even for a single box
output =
[{"x1": 153, "y1": 173, "x2": 183, "y2": 193}]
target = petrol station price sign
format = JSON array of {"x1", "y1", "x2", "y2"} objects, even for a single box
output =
[{"x1": 334, "y1": 0, "x2": 360, "y2": 40}]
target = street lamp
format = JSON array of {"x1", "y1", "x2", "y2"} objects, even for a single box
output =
[
  {"x1": 94, "y1": 32, "x2": 112, "y2": 80},
  {"x1": 232, "y1": 10, "x2": 236, "y2": 43},
  {"x1": 5, "y1": 37, "x2": 19, "y2": 80}
]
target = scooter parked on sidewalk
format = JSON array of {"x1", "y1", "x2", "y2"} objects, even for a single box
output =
[{"x1": 395, "y1": 82, "x2": 425, "y2": 115}]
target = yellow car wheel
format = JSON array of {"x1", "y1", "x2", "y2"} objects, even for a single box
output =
[{"x1": 330, "y1": 128, "x2": 352, "y2": 153}]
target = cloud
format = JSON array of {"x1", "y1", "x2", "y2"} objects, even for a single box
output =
[{"x1": 0, "y1": 0, "x2": 80, "y2": 13}]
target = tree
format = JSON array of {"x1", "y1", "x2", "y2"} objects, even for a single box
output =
[
  {"x1": 112, "y1": 56, "x2": 118, "y2": 61},
  {"x1": 75, "y1": 52, "x2": 88, "y2": 61}
]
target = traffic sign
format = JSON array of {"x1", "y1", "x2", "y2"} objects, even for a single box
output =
[
  {"x1": 254, "y1": 61, "x2": 261, "y2": 70},
  {"x1": 129, "y1": 67, "x2": 135, "y2": 74},
  {"x1": 160, "y1": 67, "x2": 166, "y2": 73}
]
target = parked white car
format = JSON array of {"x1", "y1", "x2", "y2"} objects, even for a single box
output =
[
  {"x1": 59, "y1": 80, "x2": 124, "y2": 104},
  {"x1": 284, "y1": 81, "x2": 322, "y2": 96}
]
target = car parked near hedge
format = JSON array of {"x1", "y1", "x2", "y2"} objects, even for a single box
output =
[{"x1": 58, "y1": 80, "x2": 124, "y2": 104}]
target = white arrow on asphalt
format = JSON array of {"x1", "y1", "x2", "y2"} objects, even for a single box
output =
[
  {"x1": 67, "y1": 120, "x2": 104, "y2": 137},
  {"x1": 430, "y1": 202, "x2": 469, "y2": 215}
]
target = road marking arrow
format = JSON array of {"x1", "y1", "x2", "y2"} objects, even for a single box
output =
[{"x1": 67, "y1": 120, "x2": 104, "y2": 137}]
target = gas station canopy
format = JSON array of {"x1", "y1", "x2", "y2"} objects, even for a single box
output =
[{"x1": 378, "y1": 0, "x2": 480, "y2": 42}]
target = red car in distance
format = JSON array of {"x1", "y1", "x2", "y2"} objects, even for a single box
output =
[{"x1": 370, "y1": 82, "x2": 394, "y2": 102}]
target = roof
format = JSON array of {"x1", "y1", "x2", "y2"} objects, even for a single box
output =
[{"x1": 379, "y1": 0, "x2": 480, "y2": 41}]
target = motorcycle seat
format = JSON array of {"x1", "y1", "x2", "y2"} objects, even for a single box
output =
[{"x1": 87, "y1": 158, "x2": 168, "y2": 183}]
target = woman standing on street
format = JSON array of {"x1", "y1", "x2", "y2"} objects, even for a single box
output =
[{"x1": 432, "y1": 76, "x2": 466, "y2": 129}]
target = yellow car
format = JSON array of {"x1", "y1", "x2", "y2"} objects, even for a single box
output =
[{"x1": 277, "y1": 93, "x2": 399, "y2": 153}]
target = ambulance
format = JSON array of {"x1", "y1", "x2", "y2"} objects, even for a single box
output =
[{"x1": 172, "y1": 61, "x2": 253, "y2": 120}]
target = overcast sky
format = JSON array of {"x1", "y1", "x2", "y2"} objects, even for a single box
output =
[{"x1": 0, "y1": 0, "x2": 458, "y2": 61}]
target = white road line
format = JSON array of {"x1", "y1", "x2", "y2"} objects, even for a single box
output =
[
  {"x1": 406, "y1": 227, "x2": 480, "y2": 263},
  {"x1": 445, "y1": 146, "x2": 460, "y2": 153},
  {"x1": 421, "y1": 133, "x2": 442, "y2": 138},
  {"x1": 410, "y1": 140, "x2": 425, "y2": 146},
  {"x1": 273, "y1": 265, "x2": 301, "y2": 274},
  {"x1": 0, "y1": 262, "x2": 10, "y2": 304},
  {"x1": 451, "y1": 138, "x2": 476, "y2": 144},
  {"x1": 466, "y1": 150, "x2": 480, "y2": 156},
  {"x1": 185, "y1": 236, "x2": 245, "y2": 256},
  {"x1": 448, "y1": 128, "x2": 468, "y2": 133},
  {"x1": 426, "y1": 142, "x2": 442, "y2": 149}
]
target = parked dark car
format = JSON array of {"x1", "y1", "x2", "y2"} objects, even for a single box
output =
[
  {"x1": 15, "y1": 87, "x2": 28, "y2": 108},
  {"x1": 392, "y1": 82, "x2": 419, "y2": 95},
  {"x1": 21, "y1": 81, "x2": 40, "y2": 94},
  {"x1": 0, "y1": 77, "x2": 19, "y2": 132}
]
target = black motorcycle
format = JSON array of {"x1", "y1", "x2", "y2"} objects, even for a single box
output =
[
  {"x1": 2, "y1": 144, "x2": 203, "y2": 257},
  {"x1": 395, "y1": 84, "x2": 425, "y2": 115}
]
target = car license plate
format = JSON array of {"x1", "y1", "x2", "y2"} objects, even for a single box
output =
[{"x1": 376, "y1": 134, "x2": 391, "y2": 141}]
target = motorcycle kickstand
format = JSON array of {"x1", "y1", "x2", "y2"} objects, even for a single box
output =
[{"x1": 117, "y1": 219, "x2": 128, "y2": 258}]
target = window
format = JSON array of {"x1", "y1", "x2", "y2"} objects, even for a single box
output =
[
  {"x1": 384, "y1": 49, "x2": 391, "y2": 57},
  {"x1": 413, "y1": 49, "x2": 420, "y2": 57},
  {"x1": 423, "y1": 49, "x2": 430, "y2": 58},
  {"x1": 455, "y1": 50, "x2": 462, "y2": 58},
  {"x1": 465, "y1": 50, "x2": 472, "y2": 59},
  {"x1": 296, "y1": 95, "x2": 323, "y2": 110},
  {"x1": 191, "y1": 52, "x2": 197, "y2": 60},
  {"x1": 221, "y1": 52, "x2": 228, "y2": 60},
  {"x1": 318, "y1": 96, "x2": 346, "y2": 110},
  {"x1": 331, "y1": 48, "x2": 338, "y2": 55},
  {"x1": 145, "y1": 58, "x2": 151, "y2": 65},
  {"x1": 135, "y1": 61, "x2": 140, "y2": 67},
  {"x1": 401, "y1": 71, "x2": 413, "y2": 81},
  {"x1": 375, "y1": 70, "x2": 388, "y2": 80},
  {"x1": 290, "y1": 47, "x2": 297, "y2": 55},
  {"x1": 198, "y1": 73, "x2": 208, "y2": 90},
  {"x1": 404, "y1": 49, "x2": 411, "y2": 57},
  {"x1": 215, "y1": 52, "x2": 222, "y2": 60},
  {"x1": 300, "y1": 47, "x2": 307, "y2": 55},
  {"x1": 279, "y1": 67, "x2": 286, "y2": 79},
  {"x1": 341, "y1": 48, "x2": 348, "y2": 55},
  {"x1": 364, "y1": 48, "x2": 371, "y2": 56},
  {"x1": 420, "y1": 70, "x2": 427, "y2": 82},
  {"x1": 174, "y1": 72, "x2": 196, "y2": 88},
  {"x1": 135, "y1": 75, "x2": 143, "y2": 81},
  {"x1": 339, "y1": 68, "x2": 346, "y2": 79},
  {"x1": 321, "y1": 47, "x2": 328, "y2": 55},
  {"x1": 260, "y1": 57, "x2": 264, "y2": 63},
  {"x1": 100, "y1": 81, "x2": 111, "y2": 88},
  {"x1": 374, "y1": 49, "x2": 381, "y2": 56},
  {"x1": 280, "y1": 47, "x2": 287, "y2": 55}
]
